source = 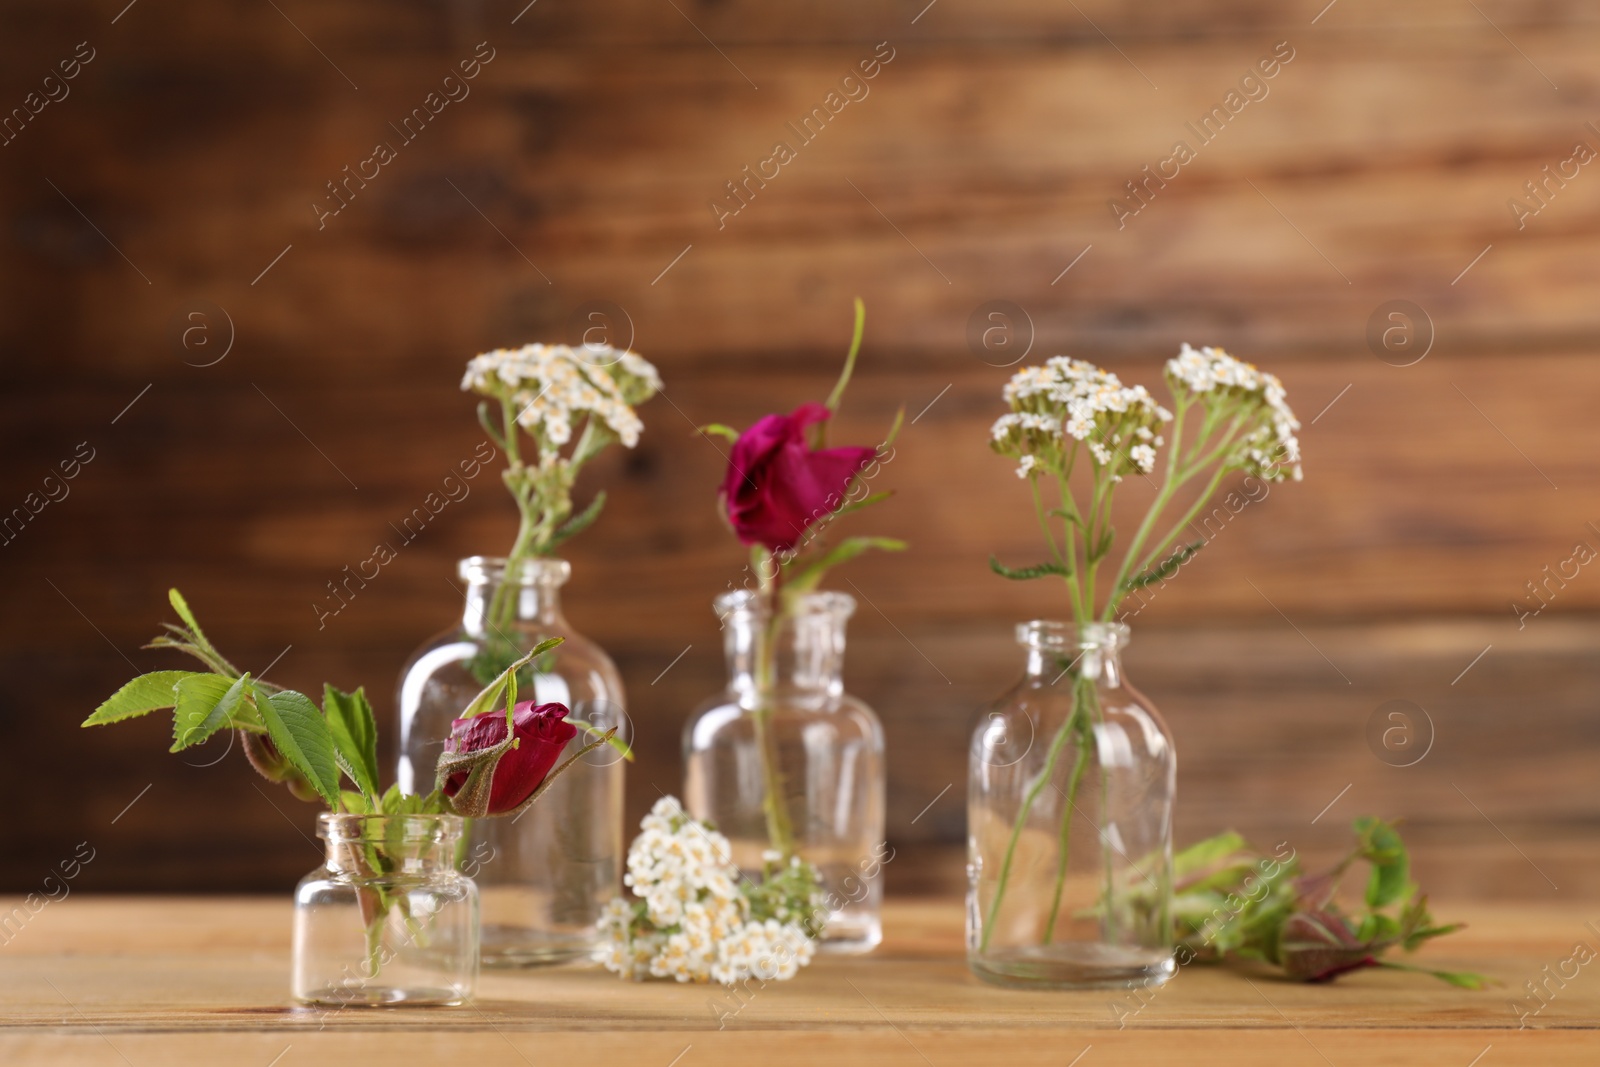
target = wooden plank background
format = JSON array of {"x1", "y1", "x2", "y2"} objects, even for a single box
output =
[{"x1": 1, "y1": 0, "x2": 1597, "y2": 899}]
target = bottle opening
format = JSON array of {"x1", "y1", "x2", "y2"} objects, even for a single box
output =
[
  {"x1": 1015, "y1": 620, "x2": 1130, "y2": 651},
  {"x1": 458, "y1": 555, "x2": 572, "y2": 587}
]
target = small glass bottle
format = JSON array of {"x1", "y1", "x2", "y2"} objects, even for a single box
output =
[
  {"x1": 396, "y1": 556, "x2": 625, "y2": 967},
  {"x1": 683, "y1": 589, "x2": 887, "y2": 953},
  {"x1": 293, "y1": 813, "x2": 477, "y2": 1006},
  {"x1": 967, "y1": 621, "x2": 1176, "y2": 989}
]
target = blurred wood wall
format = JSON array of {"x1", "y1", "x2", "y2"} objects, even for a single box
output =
[{"x1": 2, "y1": 0, "x2": 1597, "y2": 899}]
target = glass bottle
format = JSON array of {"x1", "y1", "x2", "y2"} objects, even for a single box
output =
[
  {"x1": 396, "y1": 556, "x2": 625, "y2": 967},
  {"x1": 293, "y1": 813, "x2": 478, "y2": 1006},
  {"x1": 967, "y1": 621, "x2": 1176, "y2": 989},
  {"x1": 683, "y1": 589, "x2": 887, "y2": 953}
]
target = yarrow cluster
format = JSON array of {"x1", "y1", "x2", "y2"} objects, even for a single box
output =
[
  {"x1": 1165, "y1": 343, "x2": 1302, "y2": 481},
  {"x1": 600, "y1": 797, "x2": 819, "y2": 985},
  {"x1": 991, "y1": 356, "x2": 1171, "y2": 481},
  {"x1": 461, "y1": 343, "x2": 661, "y2": 449}
]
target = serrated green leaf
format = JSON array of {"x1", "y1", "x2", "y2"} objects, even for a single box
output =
[
  {"x1": 83, "y1": 670, "x2": 199, "y2": 727},
  {"x1": 171, "y1": 673, "x2": 250, "y2": 752},
  {"x1": 323, "y1": 685, "x2": 380, "y2": 803},
  {"x1": 166, "y1": 589, "x2": 210, "y2": 648},
  {"x1": 340, "y1": 790, "x2": 373, "y2": 814},
  {"x1": 255, "y1": 687, "x2": 341, "y2": 807},
  {"x1": 786, "y1": 536, "x2": 907, "y2": 593},
  {"x1": 989, "y1": 554, "x2": 1070, "y2": 581}
]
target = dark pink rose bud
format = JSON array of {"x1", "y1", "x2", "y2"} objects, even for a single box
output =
[
  {"x1": 720, "y1": 402, "x2": 877, "y2": 552},
  {"x1": 442, "y1": 700, "x2": 577, "y2": 815}
]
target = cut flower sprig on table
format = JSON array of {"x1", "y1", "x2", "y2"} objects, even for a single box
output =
[
  {"x1": 600, "y1": 797, "x2": 819, "y2": 985},
  {"x1": 1155, "y1": 817, "x2": 1486, "y2": 987},
  {"x1": 461, "y1": 341, "x2": 660, "y2": 683},
  {"x1": 980, "y1": 344, "x2": 1304, "y2": 958}
]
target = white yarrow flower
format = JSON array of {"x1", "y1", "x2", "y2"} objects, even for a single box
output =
[{"x1": 600, "y1": 795, "x2": 818, "y2": 986}]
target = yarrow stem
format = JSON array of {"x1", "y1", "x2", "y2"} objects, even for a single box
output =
[{"x1": 751, "y1": 551, "x2": 799, "y2": 859}]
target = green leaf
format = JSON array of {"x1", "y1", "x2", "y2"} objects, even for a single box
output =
[
  {"x1": 1357, "y1": 912, "x2": 1400, "y2": 943},
  {"x1": 697, "y1": 423, "x2": 741, "y2": 442},
  {"x1": 340, "y1": 790, "x2": 373, "y2": 814},
  {"x1": 171, "y1": 673, "x2": 250, "y2": 752},
  {"x1": 476, "y1": 400, "x2": 508, "y2": 452},
  {"x1": 255, "y1": 686, "x2": 341, "y2": 807},
  {"x1": 84, "y1": 670, "x2": 200, "y2": 727},
  {"x1": 1379, "y1": 961, "x2": 1491, "y2": 989},
  {"x1": 548, "y1": 490, "x2": 607, "y2": 550},
  {"x1": 786, "y1": 536, "x2": 907, "y2": 592},
  {"x1": 166, "y1": 589, "x2": 211, "y2": 649},
  {"x1": 1122, "y1": 541, "x2": 1204, "y2": 592},
  {"x1": 1173, "y1": 831, "x2": 1248, "y2": 876},
  {"x1": 458, "y1": 637, "x2": 563, "y2": 721},
  {"x1": 989, "y1": 554, "x2": 1070, "y2": 581},
  {"x1": 831, "y1": 490, "x2": 894, "y2": 519},
  {"x1": 1356, "y1": 817, "x2": 1410, "y2": 909},
  {"x1": 565, "y1": 715, "x2": 635, "y2": 762},
  {"x1": 879, "y1": 405, "x2": 905, "y2": 451},
  {"x1": 323, "y1": 685, "x2": 381, "y2": 804}
]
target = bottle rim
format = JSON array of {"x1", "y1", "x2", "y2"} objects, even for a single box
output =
[
  {"x1": 316, "y1": 812, "x2": 466, "y2": 845},
  {"x1": 1014, "y1": 619, "x2": 1130, "y2": 650},
  {"x1": 714, "y1": 588, "x2": 857, "y2": 622},
  {"x1": 458, "y1": 555, "x2": 571, "y2": 587}
]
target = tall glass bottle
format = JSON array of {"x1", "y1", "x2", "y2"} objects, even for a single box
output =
[
  {"x1": 683, "y1": 589, "x2": 887, "y2": 953},
  {"x1": 397, "y1": 556, "x2": 625, "y2": 967},
  {"x1": 967, "y1": 620, "x2": 1175, "y2": 989}
]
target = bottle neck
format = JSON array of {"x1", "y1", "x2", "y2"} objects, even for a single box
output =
[
  {"x1": 719, "y1": 591, "x2": 855, "y2": 707},
  {"x1": 1019, "y1": 621, "x2": 1128, "y2": 688},
  {"x1": 459, "y1": 556, "x2": 570, "y2": 635},
  {"x1": 319, "y1": 815, "x2": 461, "y2": 877}
]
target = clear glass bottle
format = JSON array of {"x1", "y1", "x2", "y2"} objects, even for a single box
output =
[
  {"x1": 683, "y1": 589, "x2": 887, "y2": 953},
  {"x1": 396, "y1": 556, "x2": 625, "y2": 967},
  {"x1": 293, "y1": 813, "x2": 478, "y2": 1006},
  {"x1": 967, "y1": 621, "x2": 1176, "y2": 989}
]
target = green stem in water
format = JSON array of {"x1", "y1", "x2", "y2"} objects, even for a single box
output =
[
  {"x1": 1041, "y1": 676, "x2": 1096, "y2": 942},
  {"x1": 979, "y1": 676, "x2": 1080, "y2": 953},
  {"x1": 752, "y1": 552, "x2": 797, "y2": 858}
]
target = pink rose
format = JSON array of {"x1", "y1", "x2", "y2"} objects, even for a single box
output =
[
  {"x1": 720, "y1": 403, "x2": 876, "y2": 552},
  {"x1": 442, "y1": 700, "x2": 577, "y2": 815}
]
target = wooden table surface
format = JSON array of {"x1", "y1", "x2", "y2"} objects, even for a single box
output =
[{"x1": 0, "y1": 896, "x2": 1593, "y2": 1065}]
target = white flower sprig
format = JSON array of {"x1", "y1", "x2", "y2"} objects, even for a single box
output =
[
  {"x1": 989, "y1": 344, "x2": 1303, "y2": 621},
  {"x1": 600, "y1": 797, "x2": 819, "y2": 985},
  {"x1": 461, "y1": 343, "x2": 661, "y2": 680}
]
